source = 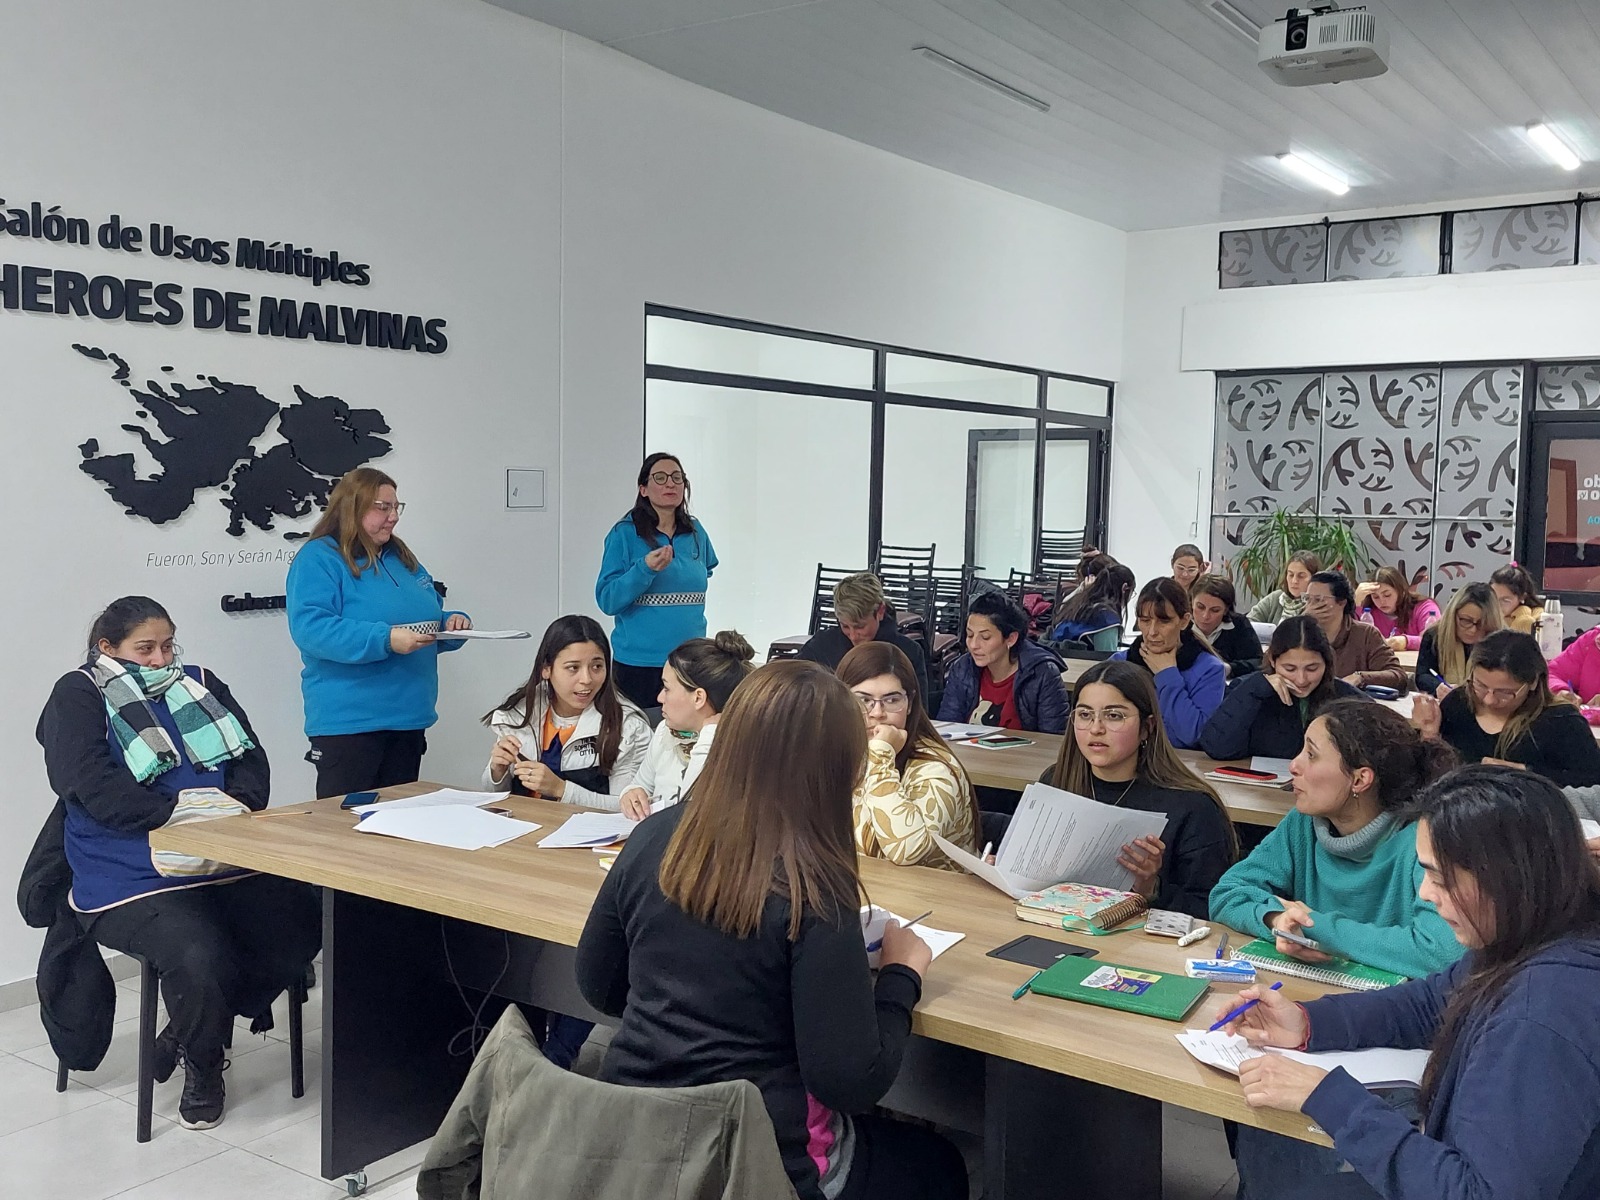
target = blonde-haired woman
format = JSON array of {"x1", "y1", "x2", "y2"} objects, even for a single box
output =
[
  {"x1": 286, "y1": 467, "x2": 472, "y2": 797},
  {"x1": 1415, "y1": 583, "x2": 1501, "y2": 697}
]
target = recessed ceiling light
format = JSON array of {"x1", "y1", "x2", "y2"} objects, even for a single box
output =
[
  {"x1": 913, "y1": 46, "x2": 1051, "y2": 114},
  {"x1": 1526, "y1": 122, "x2": 1581, "y2": 171},
  {"x1": 1275, "y1": 151, "x2": 1349, "y2": 195}
]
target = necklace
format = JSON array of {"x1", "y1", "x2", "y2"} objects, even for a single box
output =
[{"x1": 1097, "y1": 776, "x2": 1138, "y2": 807}]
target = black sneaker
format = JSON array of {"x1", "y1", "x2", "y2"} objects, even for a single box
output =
[
  {"x1": 178, "y1": 1055, "x2": 227, "y2": 1130},
  {"x1": 151, "y1": 1022, "x2": 180, "y2": 1085}
]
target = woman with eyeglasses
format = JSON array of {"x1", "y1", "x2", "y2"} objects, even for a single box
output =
[
  {"x1": 286, "y1": 467, "x2": 472, "y2": 798},
  {"x1": 1412, "y1": 630, "x2": 1600, "y2": 787},
  {"x1": 597, "y1": 453, "x2": 719, "y2": 710},
  {"x1": 1042, "y1": 661, "x2": 1236, "y2": 919},
  {"x1": 1415, "y1": 584, "x2": 1502, "y2": 697},
  {"x1": 1302, "y1": 571, "x2": 1409, "y2": 693},
  {"x1": 836, "y1": 642, "x2": 979, "y2": 870}
]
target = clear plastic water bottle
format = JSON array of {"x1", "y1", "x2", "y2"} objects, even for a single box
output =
[{"x1": 1537, "y1": 597, "x2": 1564, "y2": 660}]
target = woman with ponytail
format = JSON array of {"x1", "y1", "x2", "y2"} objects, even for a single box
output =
[{"x1": 1212, "y1": 765, "x2": 1600, "y2": 1200}]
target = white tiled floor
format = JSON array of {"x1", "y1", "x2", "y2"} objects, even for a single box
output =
[{"x1": 1, "y1": 977, "x2": 1237, "y2": 1199}]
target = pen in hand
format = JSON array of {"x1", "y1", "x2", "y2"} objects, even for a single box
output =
[
  {"x1": 866, "y1": 910, "x2": 933, "y2": 954},
  {"x1": 1207, "y1": 981, "x2": 1283, "y2": 1032}
]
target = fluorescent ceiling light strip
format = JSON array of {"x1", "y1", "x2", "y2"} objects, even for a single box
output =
[
  {"x1": 1526, "y1": 122, "x2": 1581, "y2": 170},
  {"x1": 1201, "y1": 0, "x2": 1262, "y2": 43},
  {"x1": 914, "y1": 46, "x2": 1050, "y2": 114},
  {"x1": 1276, "y1": 151, "x2": 1349, "y2": 195}
]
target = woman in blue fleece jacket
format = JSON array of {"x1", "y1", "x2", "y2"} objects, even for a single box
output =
[
  {"x1": 286, "y1": 468, "x2": 470, "y2": 798},
  {"x1": 1112, "y1": 577, "x2": 1224, "y2": 750},
  {"x1": 1214, "y1": 764, "x2": 1600, "y2": 1200}
]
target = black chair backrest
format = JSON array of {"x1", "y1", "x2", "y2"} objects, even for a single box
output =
[
  {"x1": 1037, "y1": 528, "x2": 1086, "y2": 578},
  {"x1": 808, "y1": 564, "x2": 866, "y2": 635}
]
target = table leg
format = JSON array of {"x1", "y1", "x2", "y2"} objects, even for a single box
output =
[{"x1": 984, "y1": 1057, "x2": 1164, "y2": 1200}]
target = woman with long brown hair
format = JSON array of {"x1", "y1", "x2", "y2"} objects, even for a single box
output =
[
  {"x1": 1044, "y1": 661, "x2": 1236, "y2": 918},
  {"x1": 286, "y1": 466, "x2": 472, "y2": 797},
  {"x1": 837, "y1": 641, "x2": 979, "y2": 870},
  {"x1": 576, "y1": 661, "x2": 966, "y2": 1200},
  {"x1": 1354, "y1": 565, "x2": 1440, "y2": 652},
  {"x1": 1213, "y1": 765, "x2": 1600, "y2": 1200}
]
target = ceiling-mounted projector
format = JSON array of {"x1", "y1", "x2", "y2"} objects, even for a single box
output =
[{"x1": 1259, "y1": 4, "x2": 1389, "y2": 85}]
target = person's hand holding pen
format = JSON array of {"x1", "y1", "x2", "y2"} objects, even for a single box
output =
[
  {"x1": 488, "y1": 736, "x2": 523, "y2": 784},
  {"x1": 1205, "y1": 984, "x2": 1328, "y2": 1111},
  {"x1": 876, "y1": 919, "x2": 932, "y2": 979}
]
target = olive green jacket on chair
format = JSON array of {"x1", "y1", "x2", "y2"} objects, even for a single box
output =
[{"x1": 418, "y1": 1006, "x2": 798, "y2": 1200}]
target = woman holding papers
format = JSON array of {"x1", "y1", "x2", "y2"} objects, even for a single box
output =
[
  {"x1": 1200, "y1": 618, "x2": 1367, "y2": 762},
  {"x1": 837, "y1": 642, "x2": 979, "y2": 870},
  {"x1": 1042, "y1": 660, "x2": 1235, "y2": 918},
  {"x1": 483, "y1": 616, "x2": 652, "y2": 812},
  {"x1": 595, "y1": 453, "x2": 719, "y2": 710},
  {"x1": 616, "y1": 631, "x2": 756, "y2": 820},
  {"x1": 576, "y1": 662, "x2": 966, "y2": 1200},
  {"x1": 35, "y1": 596, "x2": 320, "y2": 1130},
  {"x1": 1210, "y1": 699, "x2": 1463, "y2": 980},
  {"x1": 286, "y1": 467, "x2": 472, "y2": 797},
  {"x1": 1214, "y1": 766, "x2": 1600, "y2": 1200},
  {"x1": 1111, "y1": 577, "x2": 1225, "y2": 749}
]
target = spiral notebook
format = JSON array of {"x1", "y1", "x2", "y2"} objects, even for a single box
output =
[
  {"x1": 1235, "y1": 939, "x2": 1406, "y2": 991},
  {"x1": 1015, "y1": 883, "x2": 1148, "y2": 935}
]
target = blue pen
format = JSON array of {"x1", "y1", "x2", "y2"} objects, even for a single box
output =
[
  {"x1": 1215, "y1": 934, "x2": 1228, "y2": 960},
  {"x1": 1208, "y1": 981, "x2": 1284, "y2": 1032},
  {"x1": 866, "y1": 910, "x2": 932, "y2": 954}
]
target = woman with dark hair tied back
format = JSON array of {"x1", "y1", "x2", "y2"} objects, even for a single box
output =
[
  {"x1": 1111, "y1": 578, "x2": 1225, "y2": 749},
  {"x1": 1189, "y1": 573, "x2": 1264, "y2": 679},
  {"x1": 1302, "y1": 570, "x2": 1409, "y2": 692},
  {"x1": 1490, "y1": 563, "x2": 1543, "y2": 634},
  {"x1": 596, "y1": 453, "x2": 719, "y2": 710},
  {"x1": 576, "y1": 662, "x2": 967, "y2": 1200},
  {"x1": 1170, "y1": 543, "x2": 1209, "y2": 589},
  {"x1": 938, "y1": 590, "x2": 1069, "y2": 733},
  {"x1": 34, "y1": 597, "x2": 320, "y2": 1130},
  {"x1": 617, "y1": 631, "x2": 756, "y2": 821},
  {"x1": 1050, "y1": 561, "x2": 1135, "y2": 651},
  {"x1": 1200, "y1": 617, "x2": 1368, "y2": 762},
  {"x1": 1412, "y1": 629, "x2": 1600, "y2": 787},
  {"x1": 1211, "y1": 765, "x2": 1600, "y2": 1200}
]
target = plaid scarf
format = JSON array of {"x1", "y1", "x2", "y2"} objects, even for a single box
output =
[{"x1": 88, "y1": 653, "x2": 255, "y2": 784}]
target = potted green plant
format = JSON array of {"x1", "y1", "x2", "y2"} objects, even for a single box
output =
[{"x1": 1231, "y1": 510, "x2": 1374, "y2": 603}]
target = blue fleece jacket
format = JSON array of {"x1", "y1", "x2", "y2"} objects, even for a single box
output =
[
  {"x1": 595, "y1": 516, "x2": 718, "y2": 669},
  {"x1": 285, "y1": 537, "x2": 466, "y2": 737},
  {"x1": 1299, "y1": 938, "x2": 1600, "y2": 1200}
]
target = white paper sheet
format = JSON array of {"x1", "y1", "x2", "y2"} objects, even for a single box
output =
[
  {"x1": 432, "y1": 629, "x2": 532, "y2": 640},
  {"x1": 935, "y1": 782, "x2": 1168, "y2": 896},
  {"x1": 1249, "y1": 756, "x2": 1295, "y2": 779},
  {"x1": 859, "y1": 906, "x2": 965, "y2": 969},
  {"x1": 1582, "y1": 818, "x2": 1600, "y2": 840},
  {"x1": 1177, "y1": 1030, "x2": 1430, "y2": 1088},
  {"x1": 349, "y1": 788, "x2": 508, "y2": 816},
  {"x1": 536, "y1": 811, "x2": 638, "y2": 849},
  {"x1": 355, "y1": 805, "x2": 540, "y2": 851},
  {"x1": 933, "y1": 721, "x2": 999, "y2": 740}
]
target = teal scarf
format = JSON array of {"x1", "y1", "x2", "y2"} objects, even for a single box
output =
[{"x1": 88, "y1": 653, "x2": 254, "y2": 784}]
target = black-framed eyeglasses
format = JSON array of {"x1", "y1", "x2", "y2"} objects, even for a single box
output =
[{"x1": 649, "y1": 472, "x2": 687, "y2": 486}]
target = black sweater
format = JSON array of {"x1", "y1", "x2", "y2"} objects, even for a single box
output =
[
  {"x1": 1437, "y1": 691, "x2": 1600, "y2": 787},
  {"x1": 797, "y1": 620, "x2": 930, "y2": 704},
  {"x1": 1199, "y1": 671, "x2": 1367, "y2": 761},
  {"x1": 1205, "y1": 615, "x2": 1264, "y2": 679},
  {"x1": 1415, "y1": 626, "x2": 1453, "y2": 696},
  {"x1": 1038, "y1": 770, "x2": 1235, "y2": 919},
  {"x1": 575, "y1": 804, "x2": 921, "y2": 1200}
]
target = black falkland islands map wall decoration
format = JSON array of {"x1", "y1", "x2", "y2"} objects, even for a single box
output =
[{"x1": 74, "y1": 344, "x2": 392, "y2": 540}]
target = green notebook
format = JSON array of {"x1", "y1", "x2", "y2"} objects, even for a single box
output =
[
  {"x1": 1235, "y1": 939, "x2": 1406, "y2": 992},
  {"x1": 1025, "y1": 955, "x2": 1209, "y2": 1022}
]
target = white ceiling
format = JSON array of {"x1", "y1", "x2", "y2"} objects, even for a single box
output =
[{"x1": 485, "y1": 0, "x2": 1600, "y2": 231}]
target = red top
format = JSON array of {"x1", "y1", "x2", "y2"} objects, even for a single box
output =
[{"x1": 972, "y1": 669, "x2": 1021, "y2": 729}]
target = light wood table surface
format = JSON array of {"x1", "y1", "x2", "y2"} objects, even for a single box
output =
[
  {"x1": 949, "y1": 732, "x2": 1295, "y2": 827},
  {"x1": 152, "y1": 785, "x2": 1329, "y2": 1150}
]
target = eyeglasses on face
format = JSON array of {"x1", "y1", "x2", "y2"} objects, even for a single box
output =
[
  {"x1": 371, "y1": 501, "x2": 406, "y2": 516},
  {"x1": 853, "y1": 691, "x2": 908, "y2": 714},
  {"x1": 649, "y1": 472, "x2": 686, "y2": 486},
  {"x1": 1456, "y1": 614, "x2": 1485, "y2": 630},
  {"x1": 1469, "y1": 676, "x2": 1528, "y2": 704},
  {"x1": 1072, "y1": 707, "x2": 1134, "y2": 728}
]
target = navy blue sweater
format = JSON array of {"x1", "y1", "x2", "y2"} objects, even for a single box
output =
[
  {"x1": 1198, "y1": 672, "x2": 1366, "y2": 761},
  {"x1": 1301, "y1": 937, "x2": 1600, "y2": 1200},
  {"x1": 936, "y1": 638, "x2": 1069, "y2": 734}
]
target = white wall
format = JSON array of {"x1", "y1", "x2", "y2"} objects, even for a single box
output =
[
  {"x1": 1114, "y1": 191, "x2": 1600, "y2": 591},
  {"x1": 0, "y1": 1, "x2": 1127, "y2": 985}
]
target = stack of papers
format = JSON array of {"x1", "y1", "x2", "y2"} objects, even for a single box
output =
[
  {"x1": 355, "y1": 805, "x2": 541, "y2": 851},
  {"x1": 1204, "y1": 757, "x2": 1294, "y2": 787},
  {"x1": 859, "y1": 906, "x2": 965, "y2": 970},
  {"x1": 1177, "y1": 1030, "x2": 1430, "y2": 1089},
  {"x1": 433, "y1": 629, "x2": 531, "y2": 640},
  {"x1": 347, "y1": 787, "x2": 507, "y2": 816},
  {"x1": 933, "y1": 721, "x2": 1001, "y2": 740},
  {"x1": 537, "y1": 811, "x2": 638, "y2": 849}
]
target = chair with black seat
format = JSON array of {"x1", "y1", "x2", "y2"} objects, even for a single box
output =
[
  {"x1": 56, "y1": 953, "x2": 307, "y2": 1142},
  {"x1": 1036, "y1": 528, "x2": 1086, "y2": 579},
  {"x1": 806, "y1": 564, "x2": 867, "y2": 636}
]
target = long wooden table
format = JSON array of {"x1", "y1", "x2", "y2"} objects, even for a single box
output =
[
  {"x1": 949, "y1": 731, "x2": 1296, "y2": 827},
  {"x1": 152, "y1": 787, "x2": 1334, "y2": 1196}
]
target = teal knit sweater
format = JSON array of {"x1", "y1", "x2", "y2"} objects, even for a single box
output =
[{"x1": 1208, "y1": 809, "x2": 1464, "y2": 980}]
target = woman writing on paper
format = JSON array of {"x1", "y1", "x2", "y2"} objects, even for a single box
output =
[
  {"x1": 1213, "y1": 766, "x2": 1600, "y2": 1200},
  {"x1": 1189, "y1": 574, "x2": 1263, "y2": 679},
  {"x1": 837, "y1": 642, "x2": 979, "y2": 870},
  {"x1": 1209, "y1": 700, "x2": 1463, "y2": 981},
  {"x1": 1040, "y1": 661, "x2": 1235, "y2": 919},
  {"x1": 1049, "y1": 561, "x2": 1135, "y2": 650},
  {"x1": 1111, "y1": 577, "x2": 1226, "y2": 749},
  {"x1": 596, "y1": 453, "x2": 718, "y2": 710},
  {"x1": 1414, "y1": 583, "x2": 1502, "y2": 696},
  {"x1": 1353, "y1": 565, "x2": 1440, "y2": 652},
  {"x1": 1200, "y1": 618, "x2": 1367, "y2": 762},
  {"x1": 484, "y1": 615, "x2": 652, "y2": 810},
  {"x1": 576, "y1": 662, "x2": 967, "y2": 1200},
  {"x1": 36, "y1": 597, "x2": 320, "y2": 1130},
  {"x1": 1411, "y1": 630, "x2": 1600, "y2": 787},
  {"x1": 286, "y1": 467, "x2": 472, "y2": 797},
  {"x1": 616, "y1": 631, "x2": 756, "y2": 820}
]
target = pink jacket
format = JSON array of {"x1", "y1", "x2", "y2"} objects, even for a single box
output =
[
  {"x1": 1550, "y1": 628, "x2": 1600, "y2": 705},
  {"x1": 1359, "y1": 599, "x2": 1442, "y2": 652}
]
